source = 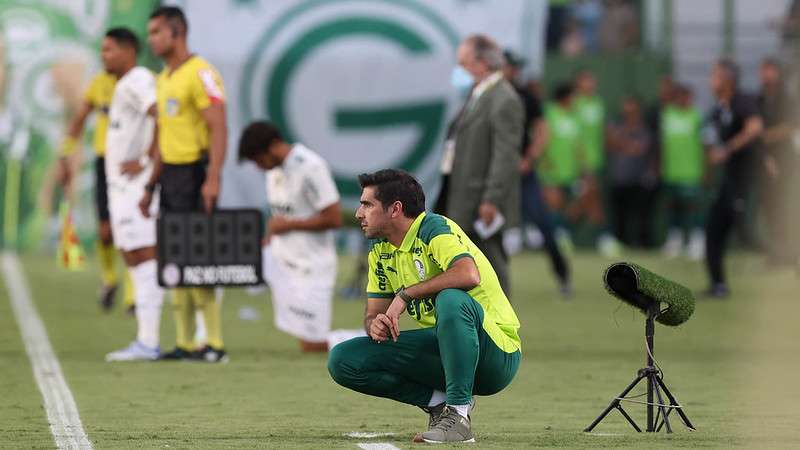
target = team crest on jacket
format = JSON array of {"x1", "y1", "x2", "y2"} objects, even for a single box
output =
[{"x1": 414, "y1": 259, "x2": 426, "y2": 280}]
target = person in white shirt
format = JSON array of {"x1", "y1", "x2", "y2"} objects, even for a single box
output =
[
  {"x1": 238, "y1": 121, "x2": 343, "y2": 352},
  {"x1": 100, "y1": 28, "x2": 164, "y2": 361}
]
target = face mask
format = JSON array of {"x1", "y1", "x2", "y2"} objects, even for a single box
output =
[{"x1": 450, "y1": 65, "x2": 474, "y2": 98}]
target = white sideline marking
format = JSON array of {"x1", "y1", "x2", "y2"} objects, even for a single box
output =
[
  {"x1": 345, "y1": 432, "x2": 397, "y2": 438},
  {"x1": 2, "y1": 253, "x2": 93, "y2": 449},
  {"x1": 356, "y1": 444, "x2": 401, "y2": 450}
]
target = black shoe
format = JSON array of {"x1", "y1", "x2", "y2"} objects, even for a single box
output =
[
  {"x1": 704, "y1": 284, "x2": 730, "y2": 299},
  {"x1": 559, "y1": 282, "x2": 573, "y2": 300},
  {"x1": 194, "y1": 345, "x2": 229, "y2": 363},
  {"x1": 126, "y1": 304, "x2": 136, "y2": 316},
  {"x1": 99, "y1": 284, "x2": 119, "y2": 312},
  {"x1": 158, "y1": 347, "x2": 193, "y2": 361}
]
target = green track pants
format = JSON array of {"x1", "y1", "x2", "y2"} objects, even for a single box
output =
[{"x1": 328, "y1": 289, "x2": 520, "y2": 406}]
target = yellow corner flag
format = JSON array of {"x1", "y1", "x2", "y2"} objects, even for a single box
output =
[{"x1": 57, "y1": 201, "x2": 86, "y2": 271}]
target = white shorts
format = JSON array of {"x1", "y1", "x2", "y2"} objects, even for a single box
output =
[
  {"x1": 107, "y1": 174, "x2": 158, "y2": 252},
  {"x1": 262, "y1": 246, "x2": 334, "y2": 343}
]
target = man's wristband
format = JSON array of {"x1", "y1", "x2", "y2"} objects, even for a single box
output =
[{"x1": 396, "y1": 287, "x2": 414, "y2": 304}]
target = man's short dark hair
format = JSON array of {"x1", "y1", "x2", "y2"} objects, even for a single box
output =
[
  {"x1": 358, "y1": 169, "x2": 425, "y2": 218},
  {"x1": 674, "y1": 83, "x2": 692, "y2": 97},
  {"x1": 574, "y1": 68, "x2": 594, "y2": 80},
  {"x1": 105, "y1": 27, "x2": 139, "y2": 53},
  {"x1": 716, "y1": 58, "x2": 740, "y2": 87},
  {"x1": 761, "y1": 56, "x2": 782, "y2": 70},
  {"x1": 238, "y1": 121, "x2": 283, "y2": 162},
  {"x1": 150, "y1": 6, "x2": 188, "y2": 36},
  {"x1": 553, "y1": 82, "x2": 574, "y2": 102}
]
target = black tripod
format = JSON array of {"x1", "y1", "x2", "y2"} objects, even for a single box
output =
[{"x1": 584, "y1": 303, "x2": 696, "y2": 433}]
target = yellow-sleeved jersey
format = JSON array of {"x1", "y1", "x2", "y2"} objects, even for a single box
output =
[
  {"x1": 156, "y1": 55, "x2": 225, "y2": 164},
  {"x1": 84, "y1": 72, "x2": 117, "y2": 156},
  {"x1": 366, "y1": 212, "x2": 521, "y2": 353}
]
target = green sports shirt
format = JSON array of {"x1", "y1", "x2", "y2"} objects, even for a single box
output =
[
  {"x1": 661, "y1": 105, "x2": 703, "y2": 185},
  {"x1": 574, "y1": 95, "x2": 605, "y2": 172},
  {"x1": 539, "y1": 103, "x2": 580, "y2": 186},
  {"x1": 366, "y1": 212, "x2": 521, "y2": 353}
]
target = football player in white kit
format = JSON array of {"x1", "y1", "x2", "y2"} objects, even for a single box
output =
[
  {"x1": 238, "y1": 121, "x2": 343, "y2": 352},
  {"x1": 100, "y1": 28, "x2": 164, "y2": 361}
]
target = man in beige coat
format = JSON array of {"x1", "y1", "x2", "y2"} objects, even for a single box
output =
[{"x1": 437, "y1": 34, "x2": 524, "y2": 295}]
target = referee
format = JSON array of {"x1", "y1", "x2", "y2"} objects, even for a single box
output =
[
  {"x1": 704, "y1": 59, "x2": 764, "y2": 298},
  {"x1": 140, "y1": 6, "x2": 228, "y2": 361}
]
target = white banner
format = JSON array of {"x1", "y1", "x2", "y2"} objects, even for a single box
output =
[{"x1": 174, "y1": 0, "x2": 546, "y2": 208}]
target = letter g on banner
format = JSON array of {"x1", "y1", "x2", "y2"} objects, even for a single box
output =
[{"x1": 240, "y1": 0, "x2": 460, "y2": 199}]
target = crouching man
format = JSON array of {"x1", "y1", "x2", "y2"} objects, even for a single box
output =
[{"x1": 328, "y1": 169, "x2": 521, "y2": 443}]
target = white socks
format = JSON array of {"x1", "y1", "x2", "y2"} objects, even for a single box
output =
[
  {"x1": 429, "y1": 389, "x2": 471, "y2": 419},
  {"x1": 130, "y1": 259, "x2": 163, "y2": 349},
  {"x1": 428, "y1": 390, "x2": 446, "y2": 407},
  {"x1": 449, "y1": 404, "x2": 470, "y2": 419},
  {"x1": 194, "y1": 310, "x2": 207, "y2": 346}
]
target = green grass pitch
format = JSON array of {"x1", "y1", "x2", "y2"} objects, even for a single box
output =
[{"x1": 1, "y1": 251, "x2": 799, "y2": 448}]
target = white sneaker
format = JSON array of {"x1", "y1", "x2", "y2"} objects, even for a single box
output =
[
  {"x1": 686, "y1": 229, "x2": 705, "y2": 261},
  {"x1": 105, "y1": 341, "x2": 160, "y2": 362},
  {"x1": 662, "y1": 228, "x2": 683, "y2": 259},
  {"x1": 597, "y1": 233, "x2": 622, "y2": 258},
  {"x1": 502, "y1": 227, "x2": 523, "y2": 256},
  {"x1": 524, "y1": 225, "x2": 544, "y2": 249}
]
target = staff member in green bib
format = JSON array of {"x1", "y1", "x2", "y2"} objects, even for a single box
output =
[
  {"x1": 574, "y1": 69, "x2": 620, "y2": 255},
  {"x1": 661, "y1": 84, "x2": 706, "y2": 260},
  {"x1": 536, "y1": 83, "x2": 580, "y2": 249},
  {"x1": 328, "y1": 169, "x2": 521, "y2": 444}
]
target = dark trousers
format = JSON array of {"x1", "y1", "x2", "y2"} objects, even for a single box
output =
[
  {"x1": 609, "y1": 184, "x2": 657, "y2": 247},
  {"x1": 521, "y1": 172, "x2": 569, "y2": 283},
  {"x1": 471, "y1": 233, "x2": 510, "y2": 298},
  {"x1": 705, "y1": 178, "x2": 750, "y2": 286},
  {"x1": 94, "y1": 157, "x2": 110, "y2": 221},
  {"x1": 159, "y1": 160, "x2": 207, "y2": 213},
  {"x1": 663, "y1": 183, "x2": 703, "y2": 232}
]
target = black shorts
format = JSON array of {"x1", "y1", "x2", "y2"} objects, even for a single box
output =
[
  {"x1": 159, "y1": 160, "x2": 208, "y2": 213},
  {"x1": 94, "y1": 157, "x2": 110, "y2": 221}
]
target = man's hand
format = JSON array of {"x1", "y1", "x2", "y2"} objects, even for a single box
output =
[
  {"x1": 764, "y1": 155, "x2": 779, "y2": 178},
  {"x1": 201, "y1": 173, "x2": 220, "y2": 213},
  {"x1": 519, "y1": 157, "x2": 532, "y2": 174},
  {"x1": 268, "y1": 216, "x2": 293, "y2": 236},
  {"x1": 478, "y1": 201, "x2": 498, "y2": 226},
  {"x1": 384, "y1": 296, "x2": 407, "y2": 342},
  {"x1": 368, "y1": 314, "x2": 393, "y2": 342},
  {"x1": 263, "y1": 216, "x2": 293, "y2": 244},
  {"x1": 120, "y1": 160, "x2": 146, "y2": 177},
  {"x1": 139, "y1": 191, "x2": 154, "y2": 218},
  {"x1": 56, "y1": 156, "x2": 73, "y2": 187},
  {"x1": 709, "y1": 147, "x2": 730, "y2": 165}
]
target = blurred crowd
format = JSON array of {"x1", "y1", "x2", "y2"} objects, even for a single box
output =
[
  {"x1": 493, "y1": 49, "x2": 799, "y2": 297},
  {"x1": 546, "y1": 0, "x2": 640, "y2": 57}
]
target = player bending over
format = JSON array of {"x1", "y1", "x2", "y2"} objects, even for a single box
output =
[{"x1": 238, "y1": 121, "x2": 343, "y2": 352}]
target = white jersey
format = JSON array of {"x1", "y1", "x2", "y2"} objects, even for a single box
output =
[
  {"x1": 266, "y1": 144, "x2": 340, "y2": 274},
  {"x1": 105, "y1": 66, "x2": 156, "y2": 187}
]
